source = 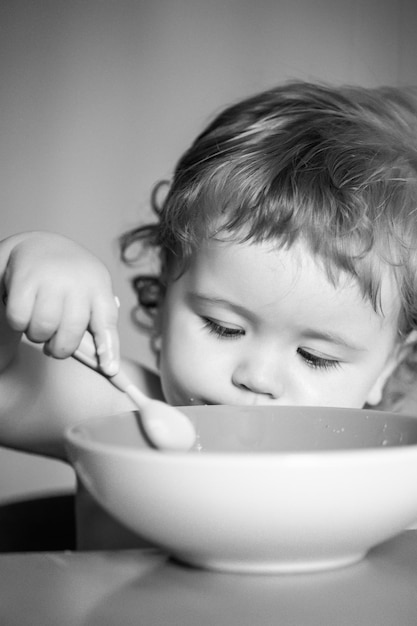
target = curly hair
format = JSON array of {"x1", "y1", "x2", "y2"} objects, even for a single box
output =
[{"x1": 120, "y1": 80, "x2": 417, "y2": 410}]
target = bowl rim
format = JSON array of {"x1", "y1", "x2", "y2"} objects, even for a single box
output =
[{"x1": 65, "y1": 406, "x2": 417, "y2": 465}]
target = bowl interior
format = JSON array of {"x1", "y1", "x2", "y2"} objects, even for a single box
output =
[{"x1": 72, "y1": 405, "x2": 417, "y2": 454}]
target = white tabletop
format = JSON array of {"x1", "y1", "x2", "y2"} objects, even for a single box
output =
[{"x1": 1, "y1": 531, "x2": 417, "y2": 625}]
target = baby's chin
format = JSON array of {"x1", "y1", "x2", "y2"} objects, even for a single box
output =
[
  {"x1": 176, "y1": 396, "x2": 213, "y2": 407},
  {"x1": 160, "y1": 383, "x2": 199, "y2": 406},
  {"x1": 164, "y1": 388, "x2": 216, "y2": 407}
]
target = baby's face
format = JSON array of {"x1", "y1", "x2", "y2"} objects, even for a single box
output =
[{"x1": 158, "y1": 238, "x2": 402, "y2": 408}]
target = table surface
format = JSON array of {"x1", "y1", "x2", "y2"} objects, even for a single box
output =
[{"x1": 2, "y1": 531, "x2": 417, "y2": 625}]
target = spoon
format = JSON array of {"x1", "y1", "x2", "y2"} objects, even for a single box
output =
[{"x1": 72, "y1": 332, "x2": 196, "y2": 452}]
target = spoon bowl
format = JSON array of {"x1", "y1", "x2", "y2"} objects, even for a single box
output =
[{"x1": 108, "y1": 371, "x2": 196, "y2": 451}]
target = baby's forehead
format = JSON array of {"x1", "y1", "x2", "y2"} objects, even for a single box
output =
[{"x1": 186, "y1": 235, "x2": 399, "y2": 308}]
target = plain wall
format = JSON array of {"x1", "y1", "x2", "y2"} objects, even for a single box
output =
[{"x1": 1, "y1": 0, "x2": 417, "y2": 501}]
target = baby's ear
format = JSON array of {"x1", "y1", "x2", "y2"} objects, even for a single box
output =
[
  {"x1": 366, "y1": 331, "x2": 417, "y2": 406},
  {"x1": 403, "y1": 330, "x2": 417, "y2": 347}
]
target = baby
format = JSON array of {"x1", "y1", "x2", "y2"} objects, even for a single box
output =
[{"x1": 1, "y1": 80, "x2": 417, "y2": 465}]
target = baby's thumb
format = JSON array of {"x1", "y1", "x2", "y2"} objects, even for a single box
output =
[{"x1": 90, "y1": 296, "x2": 120, "y2": 377}]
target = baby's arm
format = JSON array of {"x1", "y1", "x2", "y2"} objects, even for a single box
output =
[{"x1": 0, "y1": 232, "x2": 147, "y2": 459}]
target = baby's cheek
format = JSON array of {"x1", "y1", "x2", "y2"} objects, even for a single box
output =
[
  {"x1": 159, "y1": 350, "x2": 200, "y2": 405},
  {"x1": 310, "y1": 379, "x2": 370, "y2": 409}
]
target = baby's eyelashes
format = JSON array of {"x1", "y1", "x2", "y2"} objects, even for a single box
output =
[{"x1": 203, "y1": 318, "x2": 245, "y2": 339}]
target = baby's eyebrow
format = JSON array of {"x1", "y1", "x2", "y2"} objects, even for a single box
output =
[
  {"x1": 302, "y1": 328, "x2": 366, "y2": 352},
  {"x1": 186, "y1": 291, "x2": 254, "y2": 320}
]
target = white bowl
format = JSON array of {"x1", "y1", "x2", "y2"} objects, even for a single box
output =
[{"x1": 65, "y1": 405, "x2": 417, "y2": 574}]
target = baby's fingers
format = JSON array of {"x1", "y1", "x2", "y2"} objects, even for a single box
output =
[
  {"x1": 4, "y1": 282, "x2": 36, "y2": 333},
  {"x1": 25, "y1": 293, "x2": 65, "y2": 345},
  {"x1": 89, "y1": 295, "x2": 120, "y2": 376},
  {"x1": 43, "y1": 297, "x2": 90, "y2": 359}
]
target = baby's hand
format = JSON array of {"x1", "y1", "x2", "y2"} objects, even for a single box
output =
[{"x1": 0, "y1": 231, "x2": 120, "y2": 375}]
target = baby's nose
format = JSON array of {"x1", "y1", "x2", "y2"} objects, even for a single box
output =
[{"x1": 232, "y1": 356, "x2": 284, "y2": 400}]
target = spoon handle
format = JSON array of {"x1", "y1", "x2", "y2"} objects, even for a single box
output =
[{"x1": 72, "y1": 333, "x2": 149, "y2": 409}]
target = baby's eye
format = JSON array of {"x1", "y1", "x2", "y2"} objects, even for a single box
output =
[
  {"x1": 203, "y1": 318, "x2": 244, "y2": 339},
  {"x1": 297, "y1": 348, "x2": 340, "y2": 371}
]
